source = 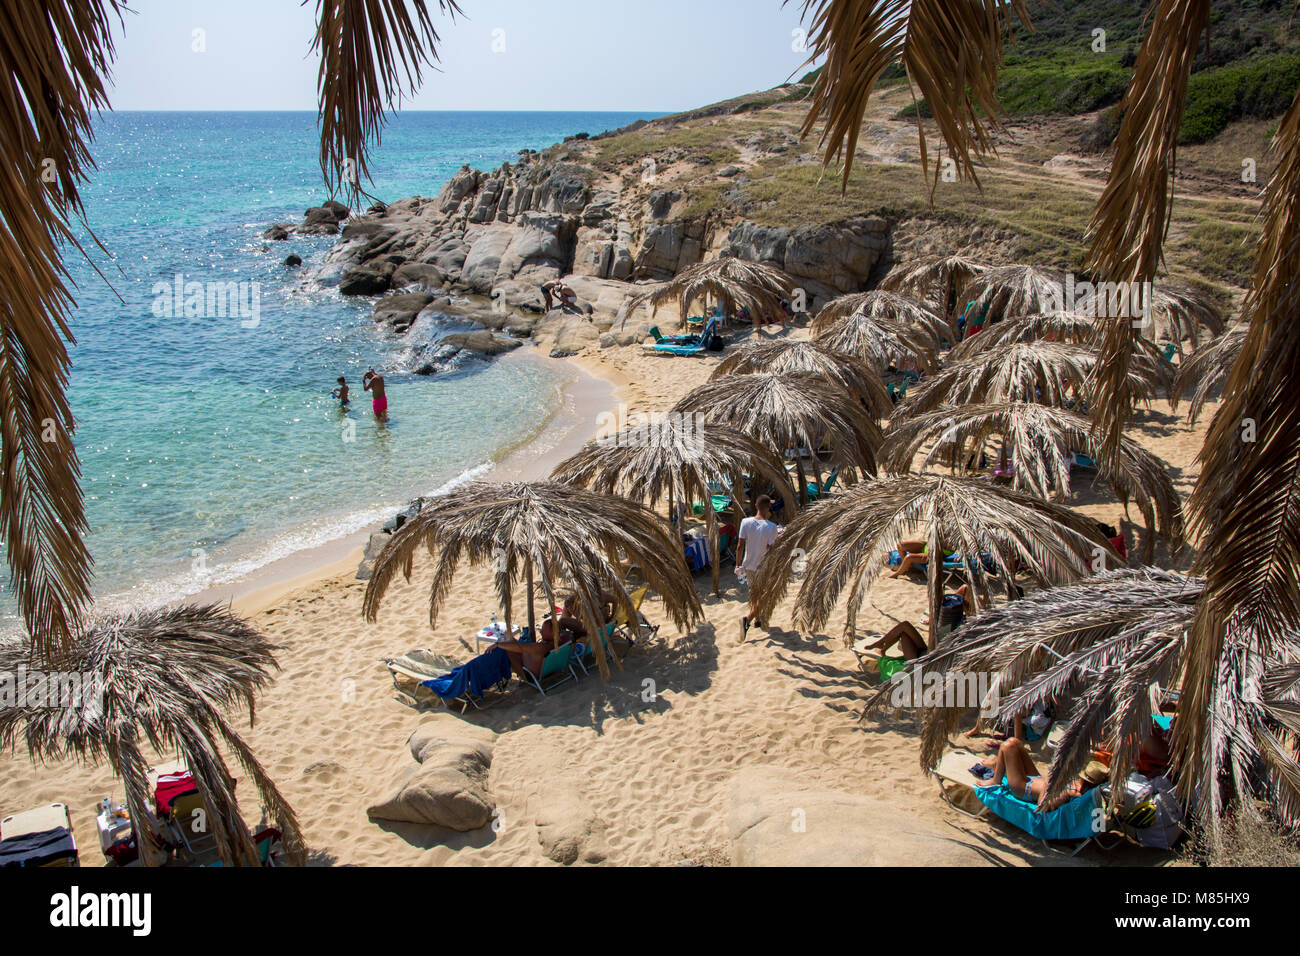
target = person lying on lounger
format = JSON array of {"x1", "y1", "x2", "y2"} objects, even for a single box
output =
[
  {"x1": 859, "y1": 586, "x2": 974, "y2": 661},
  {"x1": 976, "y1": 737, "x2": 1106, "y2": 810},
  {"x1": 888, "y1": 540, "x2": 955, "y2": 579}
]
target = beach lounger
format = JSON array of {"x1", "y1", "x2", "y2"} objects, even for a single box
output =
[
  {"x1": 806, "y1": 465, "x2": 840, "y2": 501},
  {"x1": 0, "y1": 802, "x2": 79, "y2": 867},
  {"x1": 1161, "y1": 342, "x2": 1177, "y2": 364},
  {"x1": 651, "y1": 317, "x2": 720, "y2": 356},
  {"x1": 575, "y1": 623, "x2": 619, "y2": 676},
  {"x1": 383, "y1": 649, "x2": 470, "y2": 707},
  {"x1": 613, "y1": 586, "x2": 660, "y2": 646},
  {"x1": 522, "y1": 643, "x2": 579, "y2": 696},
  {"x1": 421, "y1": 646, "x2": 513, "y2": 711},
  {"x1": 933, "y1": 750, "x2": 1115, "y2": 856}
]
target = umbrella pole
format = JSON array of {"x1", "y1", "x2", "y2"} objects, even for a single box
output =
[
  {"x1": 525, "y1": 559, "x2": 536, "y2": 640},
  {"x1": 706, "y1": 496, "x2": 720, "y2": 596},
  {"x1": 795, "y1": 455, "x2": 808, "y2": 507}
]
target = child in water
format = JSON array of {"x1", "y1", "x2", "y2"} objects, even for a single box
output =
[{"x1": 331, "y1": 376, "x2": 349, "y2": 406}]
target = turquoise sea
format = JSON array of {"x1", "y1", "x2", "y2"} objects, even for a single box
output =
[{"x1": 0, "y1": 111, "x2": 658, "y2": 631}]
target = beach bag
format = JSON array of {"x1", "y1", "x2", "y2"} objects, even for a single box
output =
[{"x1": 1109, "y1": 774, "x2": 1184, "y2": 849}]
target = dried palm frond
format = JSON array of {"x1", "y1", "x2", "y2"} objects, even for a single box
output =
[
  {"x1": 1183, "y1": 87, "x2": 1300, "y2": 814},
  {"x1": 961, "y1": 264, "x2": 1069, "y2": 319},
  {"x1": 871, "y1": 569, "x2": 1300, "y2": 834},
  {"x1": 881, "y1": 402, "x2": 1183, "y2": 558},
  {"x1": 1086, "y1": 0, "x2": 1212, "y2": 468},
  {"x1": 948, "y1": 312, "x2": 1101, "y2": 360},
  {"x1": 1171, "y1": 326, "x2": 1246, "y2": 423},
  {"x1": 812, "y1": 289, "x2": 952, "y2": 341},
  {"x1": 902, "y1": 341, "x2": 1165, "y2": 416},
  {"x1": 551, "y1": 422, "x2": 797, "y2": 595},
  {"x1": 313, "y1": 0, "x2": 461, "y2": 201},
  {"x1": 363, "y1": 482, "x2": 703, "y2": 679},
  {"x1": 749, "y1": 474, "x2": 1116, "y2": 647},
  {"x1": 810, "y1": 291, "x2": 948, "y2": 372},
  {"x1": 711, "y1": 339, "x2": 891, "y2": 418},
  {"x1": 792, "y1": 0, "x2": 1032, "y2": 192},
  {"x1": 1148, "y1": 280, "x2": 1226, "y2": 350},
  {"x1": 671, "y1": 372, "x2": 882, "y2": 496},
  {"x1": 0, "y1": 605, "x2": 304, "y2": 866},
  {"x1": 880, "y1": 253, "x2": 989, "y2": 315},
  {"x1": 627, "y1": 256, "x2": 794, "y2": 329},
  {"x1": 0, "y1": 1, "x2": 129, "y2": 661}
]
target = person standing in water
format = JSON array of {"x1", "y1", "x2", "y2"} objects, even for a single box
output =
[
  {"x1": 363, "y1": 368, "x2": 387, "y2": 418},
  {"x1": 331, "y1": 376, "x2": 349, "y2": 407}
]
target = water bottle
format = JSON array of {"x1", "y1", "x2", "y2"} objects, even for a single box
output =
[
  {"x1": 100, "y1": 797, "x2": 111, "y2": 818},
  {"x1": 491, "y1": 610, "x2": 499, "y2": 635}
]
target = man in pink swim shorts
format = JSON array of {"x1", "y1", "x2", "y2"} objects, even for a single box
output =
[{"x1": 363, "y1": 368, "x2": 388, "y2": 418}]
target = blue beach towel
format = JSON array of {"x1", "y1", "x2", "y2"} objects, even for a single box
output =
[
  {"x1": 466, "y1": 647, "x2": 512, "y2": 697},
  {"x1": 974, "y1": 782, "x2": 1103, "y2": 841}
]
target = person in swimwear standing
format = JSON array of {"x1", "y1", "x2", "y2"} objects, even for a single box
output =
[{"x1": 363, "y1": 368, "x2": 387, "y2": 419}]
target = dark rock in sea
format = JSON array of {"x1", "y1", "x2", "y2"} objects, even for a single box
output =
[
  {"x1": 390, "y1": 262, "x2": 445, "y2": 291},
  {"x1": 439, "y1": 331, "x2": 522, "y2": 355},
  {"x1": 367, "y1": 201, "x2": 388, "y2": 215},
  {"x1": 300, "y1": 206, "x2": 341, "y2": 236},
  {"x1": 320, "y1": 199, "x2": 350, "y2": 221},
  {"x1": 339, "y1": 262, "x2": 396, "y2": 296},
  {"x1": 263, "y1": 223, "x2": 291, "y2": 241},
  {"x1": 373, "y1": 292, "x2": 435, "y2": 333},
  {"x1": 285, "y1": 254, "x2": 303, "y2": 267}
]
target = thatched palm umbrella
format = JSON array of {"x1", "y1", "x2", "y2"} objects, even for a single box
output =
[
  {"x1": 749, "y1": 474, "x2": 1118, "y2": 648},
  {"x1": 962, "y1": 264, "x2": 1070, "y2": 319},
  {"x1": 901, "y1": 340, "x2": 1167, "y2": 416},
  {"x1": 881, "y1": 402, "x2": 1184, "y2": 560},
  {"x1": 812, "y1": 289, "x2": 953, "y2": 346},
  {"x1": 948, "y1": 311, "x2": 1100, "y2": 360},
  {"x1": 711, "y1": 339, "x2": 891, "y2": 419},
  {"x1": 880, "y1": 253, "x2": 989, "y2": 320},
  {"x1": 626, "y1": 255, "x2": 795, "y2": 330},
  {"x1": 872, "y1": 568, "x2": 1300, "y2": 838},
  {"x1": 551, "y1": 422, "x2": 797, "y2": 596},
  {"x1": 362, "y1": 481, "x2": 703, "y2": 679},
  {"x1": 1172, "y1": 325, "x2": 1246, "y2": 424},
  {"x1": 811, "y1": 310, "x2": 939, "y2": 375},
  {"x1": 1148, "y1": 280, "x2": 1226, "y2": 351},
  {"x1": 672, "y1": 372, "x2": 881, "y2": 508},
  {"x1": 0, "y1": 605, "x2": 304, "y2": 867}
]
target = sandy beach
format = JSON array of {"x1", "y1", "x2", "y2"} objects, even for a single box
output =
[{"x1": 0, "y1": 322, "x2": 1213, "y2": 866}]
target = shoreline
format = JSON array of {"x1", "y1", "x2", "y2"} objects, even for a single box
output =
[{"x1": 180, "y1": 343, "x2": 625, "y2": 619}]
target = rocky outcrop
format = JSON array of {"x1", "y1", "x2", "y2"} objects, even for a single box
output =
[
  {"x1": 373, "y1": 292, "x2": 435, "y2": 333},
  {"x1": 726, "y1": 767, "x2": 999, "y2": 866},
  {"x1": 366, "y1": 718, "x2": 497, "y2": 831},
  {"x1": 302, "y1": 145, "x2": 896, "y2": 342},
  {"x1": 727, "y1": 217, "x2": 891, "y2": 312},
  {"x1": 440, "y1": 331, "x2": 522, "y2": 355}
]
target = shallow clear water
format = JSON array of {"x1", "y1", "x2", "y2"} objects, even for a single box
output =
[{"x1": 0, "y1": 111, "x2": 657, "y2": 629}]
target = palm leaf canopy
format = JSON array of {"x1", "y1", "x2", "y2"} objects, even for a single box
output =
[
  {"x1": 314, "y1": 0, "x2": 461, "y2": 199},
  {"x1": 711, "y1": 339, "x2": 891, "y2": 418},
  {"x1": 1147, "y1": 280, "x2": 1225, "y2": 350},
  {"x1": 627, "y1": 255, "x2": 794, "y2": 328},
  {"x1": 881, "y1": 402, "x2": 1183, "y2": 559},
  {"x1": 0, "y1": 605, "x2": 304, "y2": 866},
  {"x1": 961, "y1": 264, "x2": 1070, "y2": 319},
  {"x1": 1171, "y1": 325, "x2": 1246, "y2": 424},
  {"x1": 879, "y1": 253, "x2": 989, "y2": 311},
  {"x1": 550, "y1": 421, "x2": 798, "y2": 595},
  {"x1": 948, "y1": 311, "x2": 1100, "y2": 360},
  {"x1": 749, "y1": 474, "x2": 1118, "y2": 647},
  {"x1": 671, "y1": 372, "x2": 882, "y2": 478},
  {"x1": 812, "y1": 289, "x2": 952, "y2": 342},
  {"x1": 362, "y1": 481, "x2": 703, "y2": 679},
  {"x1": 793, "y1": 0, "x2": 1032, "y2": 192},
  {"x1": 875, "y1": 568, "x2": 1300, "y2": 835},
  {"x1": 901, "y1": 340, "x2": 1166, "y2": 416}
]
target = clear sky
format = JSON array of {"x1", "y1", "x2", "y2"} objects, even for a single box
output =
[{"x1": 105, "y1": 0, "x2": 822, "y2": 112}]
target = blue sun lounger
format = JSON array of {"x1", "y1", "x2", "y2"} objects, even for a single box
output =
[{"x1": 653, "y1": 317, "x2": 719, "y2": 356}]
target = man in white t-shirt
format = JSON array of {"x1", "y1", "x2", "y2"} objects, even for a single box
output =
[{"x1": 737, "y1": 495, "x2": 779, "y2": 640}]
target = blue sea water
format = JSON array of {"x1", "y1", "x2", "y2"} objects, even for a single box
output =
[{"x1": 0, "y1": 111, "x2": 658, "y2": 630}]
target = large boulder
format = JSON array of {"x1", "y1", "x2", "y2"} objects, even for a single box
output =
[
  {"x1": 367, "y1": 717, "x2": 497, "y2": 831},
  {"x1": 440, "y1": 331, "x2": 522, "y2": 355},
  {"x1": 497, "y1": 212, "x2": 575, "y2": 281},
  {"x1": 460, "y1": 225, "x2": 517, "y2": 293},
  {"x1": 542, "y1": 314, "x2": 601, "y2": 357},
  {"x1": 263, "y1": 223, "x2": 291, "y2": 241},
  {"x1": 300, "y1": 205, "x2": 341, "y2": 236},
  {"x1": 373, "y1": 292, "x2": 434, "y2": 333},
  {"x1": 438, "y1": 165, "x2": 481, "y2": 214},
  {"x1": 339, "y1": 261, "x2": 396, "y2": 296},
  {"x1": 390, "y1": 262, "x2": 446, "y2": 291},
  {"x1": 633, "y1": 222, "x2": 686, "y2": 279},
  {"x1": 726, "y1": 766, "x2": 999, "y2": 866},
  {"x1": 535, "y1": 781, "x2": 610, "y2": 865}
]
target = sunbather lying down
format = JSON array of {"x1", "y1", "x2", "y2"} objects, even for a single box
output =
[
  {"x1": 859, "y1": 587, "x2": 976, "y2": 661},
  {"x1": 976, "y1": 737, "x2": 1108, "y2": 811}
]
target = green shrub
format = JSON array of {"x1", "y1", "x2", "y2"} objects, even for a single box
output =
[{"x1": 1180, "y1": 53, "x2": 1300, "y2": 143}]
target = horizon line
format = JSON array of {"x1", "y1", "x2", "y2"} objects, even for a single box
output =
[{"x1": 99, "y1": 107, "x2": 674, "y2": 114}]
